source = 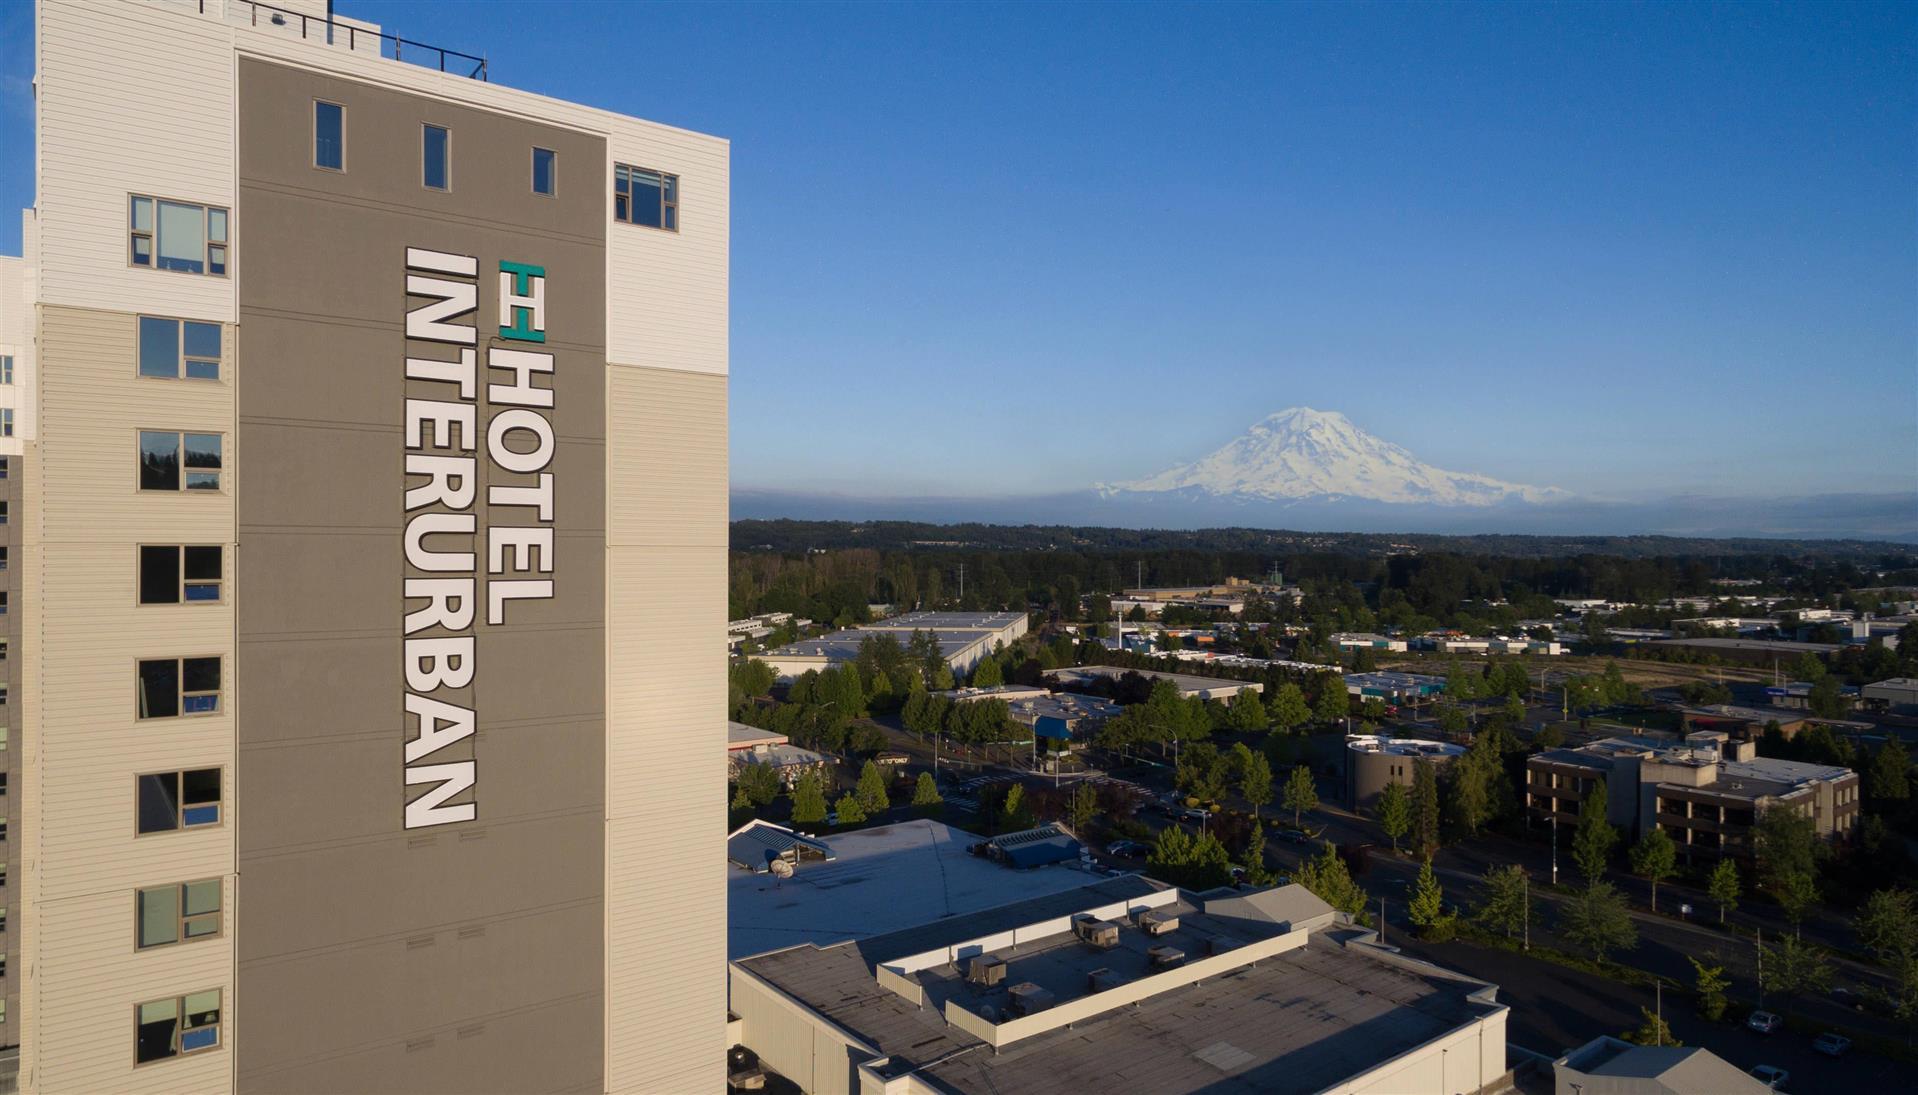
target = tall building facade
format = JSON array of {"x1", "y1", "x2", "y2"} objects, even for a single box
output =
[{"x1": 4, "y1": 1, "x2": 728, "y2": 1090}]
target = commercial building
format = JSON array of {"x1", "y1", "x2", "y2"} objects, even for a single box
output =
[
  {"x1": 727, "y1": 722, "x2": 833, "y2": 788},
  {"x1": 1044, "y1": 665, "x2": 1262, "y2": 701},
  {"x1": 729, "y1": 880, "x2": 1509, "y2": 1095},
  {"x1": 1553, "y1": 1035, "x2": 1769, "y2": 1094},
  {"x1": 6, "y1": 2, "x2": 727, "y2": 1090},
  {"x1": 760, "y1": 610, "x2": 1027, "y2": 678},
  {"x1": 856, "y1": 610, "x2": 1029, "y2": 648},
  {"x1": 1862, "y1": 677, "x2": 1918, "y2": 714},
  {"x1": 1334, "y1": 632, "x2": 1409, "y2": 653},
  {"x1": 1344, "y1": 734, "x2": 1464, "y2": 809},
  {"x1": 1526, "y1": 733, "x2": 1859, "y2": 861},
  {"x1": 1345, "y1": 671, "x2": 1447, "y2": 701},
  {"x1": 1644, "y1": 636, "x2": 1843, "y2": 666}
]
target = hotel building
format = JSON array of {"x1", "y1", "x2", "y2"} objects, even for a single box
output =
[{"x1": 2, "y1": 1, "x2": 728, "y2": 1090}]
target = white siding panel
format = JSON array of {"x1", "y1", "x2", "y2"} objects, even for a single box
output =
[
  {"x1": 605, "y1": 127, "x2": 730, "y2": 377},
  {"x1": 37, "y1": 0, "x2": 237, "y2": 323}
]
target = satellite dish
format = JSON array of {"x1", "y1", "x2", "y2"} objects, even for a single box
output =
[{"x1": 770, "y1": 858, "x2": 794, "y2": 879}]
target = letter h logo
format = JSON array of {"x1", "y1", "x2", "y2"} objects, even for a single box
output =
[{"x1": 498, "y1": 260, "x2": 546, "y2": 343}]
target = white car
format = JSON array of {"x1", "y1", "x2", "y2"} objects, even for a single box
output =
[
  {"x1": 1745, "y1": 1010, "x2": 1781, "y2": 1034},
  {"x1": 1749, "y1": 1064, "x2": 1788, "y2": 1090}
]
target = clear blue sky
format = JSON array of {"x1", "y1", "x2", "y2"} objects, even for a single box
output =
[{"x1": 2, "y1": 0, "x2": 1912, "y2": 500}]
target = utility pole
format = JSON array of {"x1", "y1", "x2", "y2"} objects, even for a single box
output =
[
  {"x1": 1655, "y1": 981, "x2": 1664, "y2": 1046},
  {"x1": 1523, "y1": 875, "x2": 1530, "y2": 951},
  {"x1": 1550, "y1": 814, "x2": 1559, "y2": 887},
  {"x1": 1756, "y1": 926, "x2": 1764, "y2": 1008}
]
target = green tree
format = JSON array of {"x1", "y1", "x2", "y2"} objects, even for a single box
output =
[
  {"x1": 1269, "y1": 683, "x2": 1311, "y2": 732},
  {"x1": 734, "y1": 762, "x2": 782, "y2": 808},
  {"x1": 1000, "y1": 783, "x2": 1035, "y2": 831},
  {"x1": 1376, "y1": 781, "x2": 1412, "y2": 854},
  {"x1": 1226, "y1": 688, "x2": 1268, "y2": 732},
  {"x1": 1760, "y1": 934, "x2": 1832, "y2": 1014},
  {"x1": 1622, "y1": 1006, "x2": 1680, "y2": 1047},
  {"x1": 972, "y1": 655, "x2": 1004, "y2": 688},
  {"x1": 1869, "y1": 739, "x2": 1911, "y2": 802},
  {"x1": 1437, "y1": 703, "x2": 1469, "y2": 737},
  {"x1": 1857, "y1": 888, "x2": 1918, "y2": 969},
  {"x1": 1412, "y1": 758, "x2": 1441, "y2": 854},
  {"x1": 1298, "y1": 843, "x2": 1367, "y2": 917},
  {"x1": 1572, "y1": 782, "x2": 1618, "y2": 887},
  {"x1": 1560, "y1": 881, "x2": 1637, "y2": 963},
  {"x1": 1314, "y1": 678, "x2": 1349, "y2": 725},
  {"x1": 1756, "y1": 806, "x2": 1819, "y2": 931},
  {"x1": 791, "y1": 772, "x2": 828, "y2": 826},
  {"x1": 1067, "y1": 781, "x2": 1099, "y2": 835},
  {"x1": 1147, "y1": 826, "x2": 1234, "y2": 890},
  {"x1": 1773, "y1": 869, "x2": 1819, "y2": 934},
  {"x1": 1236, "y1": 744, "x2": 1274, "y2": 819},
  {"x1": 1630, "y1": 828, "x2": 1678, "y2": 912},
  {"x1": 911, "y1": 771, "x2": 944, "y2": 811},
  {"x1": 834, "y1": 792, "x2": 866, "y2": 827},
  {"x1": 730, "y1": 658, "x2": 777, "y2": 699},
  {"x1": 1473, "y1": 863, "x2": 1531, "y2": 940},
  {"x1": 1409, "y1": 855, "x2": 1454, "y2": 940},
  {"x1": 1177, "y1": 742, "x2": 1229, "y2": 803},
  {"x1": 856, "y1": 761, "x2": 891, "y2": 814},
  {"x1": 1241, "y1": 820, "x2": 1273, "y2": 884},
  {"x1": 1282, "y1": 765, "x2": 1318, "y2": 828},
  {"x1": 1691, "y1": 956, "x2": 1730, "y2": 1021},
  {"x1": 1708, "y1": 859, "x2": 1741, "y2": 924}
]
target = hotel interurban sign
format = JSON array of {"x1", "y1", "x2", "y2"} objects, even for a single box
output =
[{"x1": 399, "y1": 246, "x2": 557, "y2": 828}]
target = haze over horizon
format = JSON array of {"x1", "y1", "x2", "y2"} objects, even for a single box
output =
[{"x1": 2, "y1": 0, "x2": 1910, "y2": 506}]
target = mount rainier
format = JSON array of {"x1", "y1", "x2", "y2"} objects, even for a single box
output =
[{"x1": 1098, "y1": 407, "x2": 1570, "y2": 507}]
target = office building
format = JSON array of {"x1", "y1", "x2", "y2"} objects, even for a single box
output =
[
  {"x1": 7, "y1": 1, "x2": 727, "y2": 1090},
  {"x1": 759, "y1": 610, "x2": 1028, "y2": 678},
  {"x1": 1526, "y1": 733, "x2": 1858, "y2": 862},
  {"x1": 1552, "y1": 1036, "x2": 1769, "y2": 1094},
  {"x1": 730, "y1": 880, "x2": 1509, "y2": 1095},
  {"x1": 1043, "y1": 666, "x2": 1262, "y2": 701},
  {"x1": 1344, "y1": 734, "x2": 1464, "y2": 810}
]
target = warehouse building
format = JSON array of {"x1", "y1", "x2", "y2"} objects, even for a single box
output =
[
  {"x1": 729, "y1": 880, "x2": 1509, "y2": 1095},
  {"x1": 1044, "y1": 666, "x2": 1262, "y2": 701},
  {"x1": 1862, "y1": 677, "x2": 1918, "y2": 714},
  {"x1": 760, "y1": 611, "x2": 1027, "y2": 678},
  {"x1": 5, "y1": 2, "x2": 727, "y2": 1090}
]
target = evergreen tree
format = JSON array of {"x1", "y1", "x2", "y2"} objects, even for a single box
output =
[
  {"x1": 1630, "y1": 828, "x2": 1678, "y2": 912},
  {"x1": 972, "y1": 655, "x2": 1004, "y2": 688},
  {"x1": 856, "y1": 761, "x2": 891, "y2": 814},
  {"x1": 1377, "y1": 781, "x2": 1412, "y2": 853},
  {"x1": 1067, "y1": 781, "x2": 1098, "y2": 834},
  {"x1": 1412, "y1": 758, "x2": 1441, "y2": 854},
  {"x1": 1241, "y1": 820, "x2": 1272, "y2": 884},
  {"x1": 911, "y1": 771, "x2": 944, "y2": 811},
  {"x1": 1298, "y1": 843, "x2": 1367, "y2": 917},
  {"x1": 1708, "y1": 858, "x2": 1741, "y2": 924},
  {"x1": 1869, "y1": 739, "x2": 1911, "y2": 802},
  {"x1": 791, "y1": 772, "x2": 828, "y2": 825},
  {"x1": 1690, "y1": 956, "x2": 1729, "y2": 1021},
  {"x1": 1473, "y1": 863, "x2": 1531, "y2": 940},
  {"x1": 1282, "y1": 765, "x2": 1318, "y2": 828},
  {"x1": 1572, "y1": 781, "x2": 1618, "y2": 887},
  {"x1": 1000, "y1": 783, "x2": 1034, "y2": 830},
  {"x1": 1408, "y1": 855, "x2": 1454, "y2": 940},
  {"x1": 1622, "y1": 1007, "x2": 1679, "y2": 1047},
  {"x1": 834, "y1": 792, "x2": 866, "y2": 826}
]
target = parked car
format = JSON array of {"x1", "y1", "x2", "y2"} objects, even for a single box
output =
[
  {"x1": 1749, "y1": 1064, "x2": 1789, "y2": 1090},
  {"x1": 1180, "y1": 807, "x2": 1210, "y2": 824},
  {"x1": 1746, "y1": 1010, "x2": 1782, "y2": 1034},
  {"x1": 1106, "y1": 840, "x2": 1144, "y2": 857},
  {"x1": 1812, "y1": 1032, "x2": 1852, "y2": 1057},
  {"x1": 1276, "y1": 829, "x2": 1313, "y2": 844}
]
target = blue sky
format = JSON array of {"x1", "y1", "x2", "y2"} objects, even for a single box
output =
[{"x1": 2, "y1": 0, "x2": 1912, "y2": 500}]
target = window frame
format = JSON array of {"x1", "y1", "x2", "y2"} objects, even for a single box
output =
[
  {"x1": 613, "y1": 163, "x2": 679, "y2": 232},
  {"x1": 137, "y1": 545, "x2": 225, "y2": 606},
  {"x1": 134, "y1": 767, "x2": 225, "y2": 837},
  {"x1": 135, "y1": 656, "x2": 224, "y2": 720},
  {"x1": 137, "y1": 316, "x2": 223, "y2": 382},
  {"x1": 421, "y1": 123, "x2": 451, "y2": 192},
  {"x1": 532, "y1": 146, "x2": 557, "y2": 196},
  {"x1": 136, "y1": 878, "x2": 224, "y2": 951},
  {"x1": 128, "y1": 194, "x2": 229, "y2": 277},
  {"x1": 0, "y1": 409, "x2": 12, "y2": 439},
  {"x1": 0, "y1": 354, "x2": 12, "y2": 384},
  {"x1": 133, "y1": 987, "x2": 223, "y2": 1066},
  {"x1": 136, "y1": 430, "x2": 225, "y2": 494},
  {"x1": 312, "y1": 99, "x2": 346, "y2": 172}
]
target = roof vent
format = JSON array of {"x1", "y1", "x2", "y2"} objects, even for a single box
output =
[
  {"x1": 964, "y1": 955, "x2": 1006, "y2": 987},
  {"x1": 1073, "y1": 915, "x2": 1120, "y2": 949},
  {"x1": 1148, "y1": 944, "x2": 1186, "y2": 970},
  {"x1": 1139, "y1": 909, "x2": 1181, "y2": 936},
  {"x1": 1087, "y1": 967, "x2": 1125, "y2": 992},
  {"x1": 1006, "y1": 982, "x2": 1055, "y2": 1017}
]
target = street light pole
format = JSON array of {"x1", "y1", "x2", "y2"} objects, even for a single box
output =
[
  {"x1": 1551, "y1": 814, "x2": 1559, "y2": 887},
  {"x1": 1523, "y1": 876, "x2": 1530, "y2": 951}
]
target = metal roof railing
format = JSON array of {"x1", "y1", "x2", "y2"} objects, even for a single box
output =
[{"x1": 221, "y1": 0, "x2": 488, "y2": 81}]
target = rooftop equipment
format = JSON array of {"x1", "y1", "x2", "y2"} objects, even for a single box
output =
[
  {"x1": 1139, "y1": 909, "x2": 1180, "y2": 936},
  {"x1": 1006, "y1": 982, "x2": 1056, "y2": 1017},
  {"x1": 1147, "y1": 945, "x2": 1186, "y2": 970},
  {"x1": 964, "y1": 954, "x2": 1006, "y2": 988}
]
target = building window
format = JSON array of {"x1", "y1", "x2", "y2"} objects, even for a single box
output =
[
  {"x1": 0, "y1": 501, "x2": 8, "y2": 524},
  {"x1": 0, "y1": 409, "x2": 11, "y2": 438},
  {"x1": 614, "y1": 164, "x2": 677, "y2": 230},
  {"x1": 136, "y1": 768, "x2": 223, "y2": 834},
  {"x1": 130, "y1": 196, "x2": 227, "y2": 276},
  {"x1": 0, "y1": 354, "x2": 11, "y2": 384},
  {"x1": 138, "y1": 880, "x2": 222, "y2": 949},
  {"x1": 139, "y1": 546, "x2": 223, "y2": 605},
  {"x1": 137, "y1": 657, "x2": 222, "y2": 719},
  {"x1": 532, "y1": 147, "x2": 556, "y2": 195},
  {"x1": 0, "y1": 456, "x2": 9, "y2": 478},
  {"x1": 139, "y1": 431, "x2": 223, "y2": 492},
  {"x1": 138, "y1": 317, "x2": 222, "y2": 381},
  {"x1": 422, "y1": 124, "x2": 450, "y2": 191},
  {"x1": 314, "y1": 100, "x2": 344, "y2": 171},
  {"x1": 135, "y1": 989, "x2": 222, "y2": 1064}
]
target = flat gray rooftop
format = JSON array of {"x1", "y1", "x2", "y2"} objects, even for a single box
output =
[
  {"x1": 742, "y1": 924, "x2": 1500, "y2": 1095},
  {"x1": 728, "y1": 819, "x2": 1123, "y2": 959},
  {"x1": 1046, "y1": 666, "x2": 1260, "y2": 694},
  {"x1": 862, "y1": 611, "x2": 1026, "y2": 631}
]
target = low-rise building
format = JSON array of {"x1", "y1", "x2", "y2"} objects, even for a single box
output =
[
  {"x1": 1526, "y1": 732, "x2": 1859, "y2": 862},
  {"x1": 1345, "y1": 671, "x2": 1447, "y2": 701},
  {"x1": 1044, "y1": 666, "x2": 1262, "y2": 701},
  {"x1": 1334, "y1": 632, "x2": 1409, "y2": 653},
  {"x1": 1862, "y1": 677, "x2": 1918, "y2": 714},
  {"x1": 1644, "y1": 636, "x2": 1843, "y2": 666},
  {"x1": 761, "y1": 611, "x2": 1028, "y2": 678},
  {"x1": 727, "y1": 721, "x2": 834, "y2": 788},
  {"x1": 1553, "y1": 1035, "x2": 1769, "y2": 1094},
  {"x1": 729, "y1": 880, "x2": 1509, "y2": 1095},
  {"x1": 1344, "y1": 734, "x2": 1466, "y2": 809}
]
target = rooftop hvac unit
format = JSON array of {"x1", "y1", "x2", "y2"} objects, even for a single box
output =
[
  {"x1": 1087, "y1": 967, "x2": 1125, "y2": 993},
  {"x1": 1147, "y1": 945, "x2": 1186, "y2": 970},
  {"x1": 1139, "y1": 910, "x2": 1180, "y2": 936},
  {"x1": 1205, "y1": 936, "x2": 1234, "y2": 956},
  {"x1": 1006, "y1": 982, "x2": 1056, "y2": 1017},
  {"x1": 1073, "y1": 915, "x2": 1119, "y2": 949},
  {"x1": 965, "y1": 955, "x2": 1006, "y2": 988}
]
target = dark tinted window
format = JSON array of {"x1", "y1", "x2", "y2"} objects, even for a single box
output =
[
  {"x1": 140, "y1": 546, "x2": 180, "y2": 605},
  {"x1": 182, "y1": 657, "x2": 220, "y2": 695},
  {"x1": 533, "y1": 147, "x2": 555, "y2": 195},
  {"x1": 181, "y1": 769, "x2": 221, "y2": 827},
  {"x1": 183, "y1": 546, "x2": 221, "y2": 581},
  {"x1": 137, "y1": 772, "x2": 180, "y2": 834},
  {"x1": 139, "y1": 432, "x2": 179, "y2": 491},
  {"x1": 314, "y1": 101, "x2": 344, "y2": 169},
  {"x1": 138, "y1": 659, "x2": 179, "y2": 719},
  {"x1": 423, "y1": 125, "x2": 449, "y2": 190}
]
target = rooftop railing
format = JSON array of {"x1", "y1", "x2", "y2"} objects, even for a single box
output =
[{"x1": 218, "y1": 0, "x2": 488, "y2": 81}]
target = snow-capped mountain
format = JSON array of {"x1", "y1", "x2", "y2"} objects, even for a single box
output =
[{"x1": 1098, "y1": 407, "x2": 1569, "y2": 507}]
